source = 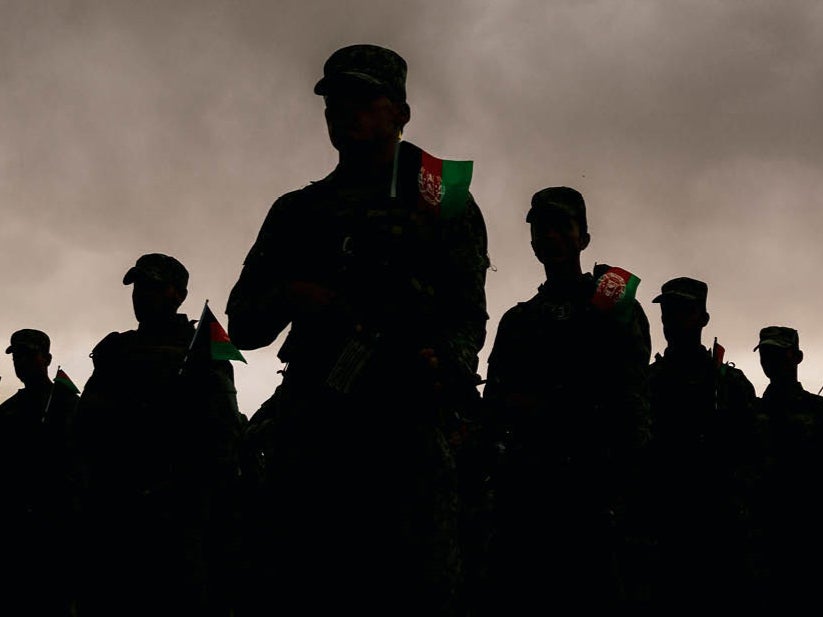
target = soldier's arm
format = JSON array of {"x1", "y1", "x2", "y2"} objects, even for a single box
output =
[
  {"x1": 433, "y1": 193, "x2": 490, "y2": 380},
  {"x1": 481, "y1": 307, "x2": 540, "y2": 438},
  {"x1": 608, "y1": 300, "x2": 653, "y2": 450},
  {"x1": 186, "y1": 360, "x2": 243, "y2": 486},
  {"x1": 226, "y1": 196, "x2": 297, "y2": 350}
]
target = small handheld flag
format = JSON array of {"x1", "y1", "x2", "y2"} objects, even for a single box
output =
[
  {"x1": 712, "y1": 337, "x2": 728, "y2": 378},
  {"x1": 43, "y1": 365, "x2": 79, "y2": 422},
  {"x1": 54, "y1": 367, "x2": 81, "y2": 394},
  {"x1": 591, "y1": 266, "x2": 641, "y2": 322},
  {"x1": 189, "y1": 301, "x2": 247, "y2": 364},
  {"x1": 712, "y1": 337, "x2": 726, "y2": 368},
  {"x1": 391, "y1": 141, "x2": 473, "y2": 219}
]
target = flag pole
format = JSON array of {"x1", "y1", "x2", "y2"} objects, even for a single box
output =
[
  {"x1": 42, "y1": 365, "x2": 58, "y2": 423},
  {"x1": 180, "y1": 300, "x2": 209, "y2": 376}
]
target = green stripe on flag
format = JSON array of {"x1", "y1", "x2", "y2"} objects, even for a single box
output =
[
  {"x1": 417, "y1": 148, "x2": 473, "y2": 220},
  {"x1": 211, "y1": 340, "x2": 246, "y2": 363},
  {"x1": 439, "y1": 159, "x2": 473, "y2": 219},
  {"x1": 54, "y1": 369, "x2": 80, "y2": 394}
]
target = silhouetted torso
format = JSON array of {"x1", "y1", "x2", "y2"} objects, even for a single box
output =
[
  {"x1": 76, "y1": 314, "x2": 241, "y2": 617},
  {"x1": 757, "y1": 381, "x2": 823, "y2": 607},
  {"x1": 482, "y1": 266, "x2": 651, "y2": 613},
  {"x1": 647, "y1": 345, "x2": 759, "y2": 608},
  {"x1": 227, "y1": 146, "x2": 489, "y2": 616},
  {"x1": 0, "y1": 381, "x2": 79, "y2": 616}
]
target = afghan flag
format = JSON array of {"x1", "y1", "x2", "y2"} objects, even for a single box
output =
[
  {"x1": 712, "y1": 337, "x2": 726, "y2": 371},
  {"x1": 54, "y1": 367, "x2": 80, "y2": 394},
  {"x1": 712, "y1": 338, "x2": 728, "y2": 378},
  {"x1": 591, "y1": 266, "x2": 641, "y2": 322},
  {"x1": 391, "y1": 141, "x2": 473, "y2": 219},
  {"x1": 190, "y1": 301, "x2": 247, "y2": 364}
]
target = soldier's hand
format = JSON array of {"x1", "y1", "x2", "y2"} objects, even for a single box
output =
[{"x1": 285, "y1": 280, "x2": 337, "y2": 315}]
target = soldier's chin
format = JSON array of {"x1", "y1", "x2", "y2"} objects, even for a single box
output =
[
  {"x1": 331, "y1": 135, "x2": 378, "y2": 155},
  {"x1": 536, "y1": 251, "x2": 570, "y2": 266}
]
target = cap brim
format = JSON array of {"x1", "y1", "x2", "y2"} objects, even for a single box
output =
[
  {"x1": 753, "y1": 340, "x2": 793, "y2": 352},
  {"x1": 5, "y1": 343, "x2": 41, "y2": 354},
  {"x1": 123, "y1": 267, "x2": 163, "y2": 286},
  {"x1": 314, "y1": 71, "x2": 386, "y2": 96},
  {"x1": 652, "y1": 292, "x2": 700, "y2": 304},
  {"x1": 123, "y1": 267, "x2": 138, "y2": 285}
]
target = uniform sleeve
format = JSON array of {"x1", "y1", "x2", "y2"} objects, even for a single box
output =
[
  {"x1": 611, "y1": 300, "x2": 653, "y2": 450},
  {"x1": 436, "y1": 193, "x2": 490, "y2": 379},
  {"x1": 480, "y1": 306, "x2": 526, "y2": 440},
  {"x1": 226, "y1": 194, "x2": 299, "y2": 350}
]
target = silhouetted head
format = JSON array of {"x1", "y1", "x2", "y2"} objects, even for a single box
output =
[
  {"x1": 315, "y1": 44, "x2": 411, "y2": 156},
  {"x1": 5, "y1": 329, "x2": 52, "y2": 386},
  {"x1": 527, "y1": 187, "x2": 590, "y2": 273},
  {"x1": 754, "y1": 326, "x2": 802, "y2": 384},
  {"x1": 123, "y1": 253, "x2": 188, "y2": 324},
  {"x1": 653, "y1": 277, "x2": 709, "y2": 348}
]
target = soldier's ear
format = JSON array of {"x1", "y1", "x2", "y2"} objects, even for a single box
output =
[
  {"x1": 701, "y1": 312, "x2": 710, "y2": 328},
  {"x1": 395, "y1": 101, "x2": 410, "y2": 132},
  {"x1": 44, "y1": 352, "x2": 52, "y2": 367},
  {"x1": 795, "y1": 349, "x2": 804, "y2": 365},
  {"x1": 578, "y1": 232, "x2": 591, "y2": 251}
]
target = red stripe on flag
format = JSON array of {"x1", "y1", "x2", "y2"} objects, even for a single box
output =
[{"x1": 210, "y1": 321, "x2": 231, "y2": 344}]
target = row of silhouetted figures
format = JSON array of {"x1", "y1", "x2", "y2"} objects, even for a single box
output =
[
  {"x1": 1, "y1": 252, "x2": 819, "y2": 616},
  {"x1": 3, "y1": 40, "x2": 822, "y2": 616}
]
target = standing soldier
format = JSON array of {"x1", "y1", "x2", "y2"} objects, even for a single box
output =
[
  {"x1": 0, "y1": 329, "x2": 80, "y2": 616},
  {"x1": 226, "y1": 44, "x2": 489, "y2": 616},
  {"x1": 482, "y1": 187, "x2": 652, "y2": 613},
  {"x1": 754, "y1": 326, "x2": 823, "y2": 608},
  {"x1": 647, "y1": 277, "x2": 759, "y2": 608},
  {"x1": 75, "y1": 254, "x2": 243, "y2": 617}
]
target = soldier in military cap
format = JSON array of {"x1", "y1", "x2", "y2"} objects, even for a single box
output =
[
  {"x1": 76, "y1": 253, "x2": 243, "y2": 617},
  {"x1": 647, "y1": 276, "x2": 760, "y2": 608},
  {"x1": 753, "y1": 326, "x2": 823, "y2": 607},
  {"x1": 481, "y1": 186, "x2": 652, "y2": 613},
  {"x1": 0, "y1": 328, "x2": 80, "y2": 615},
  {"x1": 226, "y1": 44, "x2": 488, "y2": 616}
]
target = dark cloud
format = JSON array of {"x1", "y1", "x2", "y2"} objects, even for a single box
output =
[{"x1": 2, "y1": 0, "x2": 822, "y2": 410}]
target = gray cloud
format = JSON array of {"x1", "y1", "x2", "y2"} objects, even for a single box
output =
[{"x1": 2, "y1": 0, "x2": 822, "y2": 411}]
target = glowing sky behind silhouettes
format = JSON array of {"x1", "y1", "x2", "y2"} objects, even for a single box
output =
[{"x1": 2, "y1": 0, "x2": 823, "y2": 412}]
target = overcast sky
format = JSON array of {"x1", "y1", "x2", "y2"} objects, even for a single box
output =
[{"x1": 2, "y1": 0, "x2": 823, "y2": 414}]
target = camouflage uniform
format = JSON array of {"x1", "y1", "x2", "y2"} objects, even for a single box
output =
[
  {"x1": 482, "y1": 189, "x2": 651, "y2": 614},
  {"x1": 227, "y1": 45, "x2": 489, "y2": 617},
  {"x1": 753, "y1": 327, "x2": 823, "y2": 608},
  {"x1": 0, "y1": 329, "x2": 79, "y2": 616},
  {"x1": 76, "y1": 255, "x2": 243, "y2": 617},
  {"x1": 647, "y1": 278, "x2": 759, "y2": 609}
]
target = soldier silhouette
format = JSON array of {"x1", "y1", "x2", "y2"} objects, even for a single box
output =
[
  {"x1": 482, "y1": 187, "x2": 652, "y2": 613},
  {"x1": 226, "y1": 44, "x2": 489, "y2": 616},
  {"x1": 75, "y1": 254, "x2": 242, "y2": 617},
  {"x1": 647, "y1": 277, "x2": 760, "y2": 609},
  {"x1": 754, "y1": 326, "x2": 823, "y2": 608},
  {"x1": 0, "y1": 329, "x2": 80, "y2": 616}
]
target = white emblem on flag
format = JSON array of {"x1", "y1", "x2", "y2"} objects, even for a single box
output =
[
  {"x1": 596, "y1": 271, "x2": 627, "y2": 304},
  {"x1": 418, "y1": 168, "x2": 444, "y2": 207}
]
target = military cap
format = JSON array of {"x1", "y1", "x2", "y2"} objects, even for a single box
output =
[
  {"x1": 527, "y1": 186, "x2": 587, "y2": 233},
  {"x1": 314, "y1": 44, "x2": 407, "y2": 102},
  {"x1": 753, "y1": 326, "x2": 799, "y2": 351},
  {"x1": 5, "y1": 329, "x2": 50, "y2": 355},
  {"x1": 652, "y1": 277, "x2": 708, "y2": 305},
  {"x1": 123, "y1": 253, "x2": 189, "y2": 292}
]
